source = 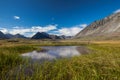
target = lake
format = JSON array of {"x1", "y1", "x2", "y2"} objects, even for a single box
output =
[{"x1": 21, "y1": 46, "x2": 82, "y2": 62}]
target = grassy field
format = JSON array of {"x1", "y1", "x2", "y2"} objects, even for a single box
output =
[{"x1": 0, "y1": 39, "x2": 120, "y2": 80}]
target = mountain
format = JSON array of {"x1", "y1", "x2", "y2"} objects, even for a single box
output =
[
  {"x1": 0, "y1": 31, "x2": 7, "y2": 39},
  {"x1": 5, "y1": 33, "x2": 14, "y2": 39},
  {"x1": 49, "y1": 35, "x2": 61, "y2": 40},
  {"x1": 75, "y1": 12, "x2": 120, "y2": 40},
  {"x1": 31, "y1": 32, "x2": 51, "y2": 39},
  {"x1": 12, "y1": 34, "x2": 27, "y2": 39},
  {"x1": 31, "y1": 32, "x2": 73, "y2": 40},
  {"x1": 5, "y1": 33, "x2": 27, "y2": 39},
  {"x1": 59, "y1": 35, "x2": 66, "y2": 39}
]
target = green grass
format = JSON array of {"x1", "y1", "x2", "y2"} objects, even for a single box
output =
[
  {"x1": 28, "y1": 44, "x2": 120, "y2": 80},
  {"x1": 0, "y1": 45, "x2": 41, "y2": 79},
  {"x1": 0, "y1": 45, "x2": 39, "y2": 54},
  {"x1": 0, "y1": 41, "x2": 120, "y2": 80}
]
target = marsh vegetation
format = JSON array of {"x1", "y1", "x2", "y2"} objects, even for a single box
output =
[{"x1": 0, "y1": 39, "x2": 120, "y2": 80}]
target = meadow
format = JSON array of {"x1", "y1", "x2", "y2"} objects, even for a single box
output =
[{"x1": 0, "y1": 39, "x2": 120, "y2": 80}]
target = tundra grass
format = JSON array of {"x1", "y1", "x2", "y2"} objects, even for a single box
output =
[
  {"x1": 0, "y1": 41, "x2": 120, "y2": 80},
  {"x1": 0, "y1": 45, "x2": 41, "y2": 79}
]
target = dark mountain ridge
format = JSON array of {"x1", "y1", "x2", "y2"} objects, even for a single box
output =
[
  {"x1": 31, "y1": 32, "x2": 51, "y2": 39},
  {"x1": 0, "y1": 31, "x2": 7, "y2": 39}
]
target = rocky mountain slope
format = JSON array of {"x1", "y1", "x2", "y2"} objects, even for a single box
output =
[
  {"x1": 0, "y1": 31, "x2": 7, "y2": 39},
  {"x1": 75, "y1": 12, "x2": 120, "y2": 40}
]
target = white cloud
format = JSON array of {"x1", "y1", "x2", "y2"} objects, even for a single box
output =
[
  {"x1": 14, "y1": 16, "x2": 20, "y2": 20},
  {"x1": 13, "y1": 26, "x2": 21, "y2": 29},
  {"x1": 114, "y1": 9, "x2": 120, "y2": 14},
  {"x1": 0, "y1": 24, "x2": 87, "y2": 37},
  {"x1": 31, "y1": 25, "x2": 57, "y2": 32},
  {"x1": 0, "y1": 28, "x2": 8, "y2": 33},
  {"x1": 57, "y1": 24, "x2": 87, "y2": 36},
  {"x1": 79, "y1": 24, "x2": 88, "y2": 28},
  {"x1": 9, "y1": 28, "x2": 30, "y2": 35}
]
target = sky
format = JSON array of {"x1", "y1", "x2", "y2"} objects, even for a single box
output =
[{"x1": 0, "y1": 0, "x2": 120, "y2": 37}]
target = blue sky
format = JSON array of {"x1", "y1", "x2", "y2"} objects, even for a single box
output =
[{"x1": 0, "y1": 0, "x2": 120, "y2": 37}]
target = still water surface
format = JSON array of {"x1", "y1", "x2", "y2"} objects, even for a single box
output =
[{"x1": 21, "y1": 46, "x2": 80, "y2": 61}]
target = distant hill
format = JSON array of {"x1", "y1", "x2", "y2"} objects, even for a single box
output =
[
  {"x1": 75, "y1": 12, "x2": 120, "y2": 40},
  {"x1": 12, "y1": 34, "x2": 27, "y2": 39},
  {"x1": 31, "y1": 32, "x2": 51, "y2": 39},
  {"x1": 5, "y1": 33, "x2": 14, "y2": 39},
  {"x1": 49, "y1": 35, "x2": 61, "y2": 40},
  {"x1": 5, "y1": 33, "x2": 26, "y2": 39},
  {"x1": 0, "y1": 31, "x2": 7, "y2": 39}
]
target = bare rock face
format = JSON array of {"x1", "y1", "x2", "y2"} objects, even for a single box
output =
[{"x1": 75, "y1": 12, "x2": 120, "y2": 40}]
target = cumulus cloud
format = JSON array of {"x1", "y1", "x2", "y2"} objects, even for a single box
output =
[
  {"x1": 0, "y1": 28, "x2": 8, "y2": 33},
  {"x1": 57, "y1": 24, "x2": 87, "y2": 36},
  {"x1": 114, "y1": 9, "x2": 120, "y2": 14},
  {"x1": 14, "y1": 16, "x2": 20, "y2": 20}
]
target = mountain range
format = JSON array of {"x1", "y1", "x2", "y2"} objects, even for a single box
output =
[
  {"x1": 5, "y1": 33, "x2": 26, "y2": 39},
  {"x1": 0, "y1": 31, "x2": 71, "y2": 40},
  {"x1": 75, "y1": 12, "x2": 120, "y2": 40},
  {"x1": 0, "y1": 32, "x2": 27, "y2": 39},
  {"x1": 31, "y1": 32, "x2": 68, "y2": 40}
]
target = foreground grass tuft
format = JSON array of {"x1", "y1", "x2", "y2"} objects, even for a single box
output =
[{"x1": 0, "y1": 45, "x2": 41, "y2": 79}]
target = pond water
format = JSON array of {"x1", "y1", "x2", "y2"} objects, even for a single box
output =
[{"x1": 21, "y1": 46, "x2": 81, "y2": 61}]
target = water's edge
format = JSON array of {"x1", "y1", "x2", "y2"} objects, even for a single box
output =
[{"x1": 21, "y1": 46, "x2": 89, "y2": 63}]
